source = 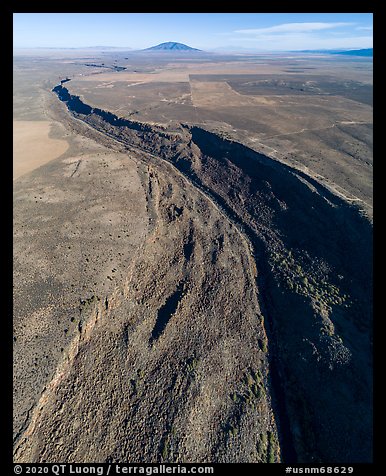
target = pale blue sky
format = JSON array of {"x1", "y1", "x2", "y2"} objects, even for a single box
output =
[{"x1": 13, "y1": 13, "x2": 373, "y2": 51}]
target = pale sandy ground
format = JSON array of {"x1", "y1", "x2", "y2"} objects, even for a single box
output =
[
  {"x1": 190, "y1": 80, "x2": 278, "y2": 107},
  {"x1": 73, "y1": 63, "x2": 277, "y2": 84},
  {"x1": 13, "y1": 121, "x2": 69, "y2": 180}
]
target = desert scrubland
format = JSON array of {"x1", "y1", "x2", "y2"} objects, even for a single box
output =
[{"x1": 13, "y1": 49, "x2": 372, "y2": 463}]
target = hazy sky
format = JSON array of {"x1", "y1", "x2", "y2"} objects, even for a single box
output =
[{"x1": 13, "y1": 13, "x2": 373, "y2": 51}]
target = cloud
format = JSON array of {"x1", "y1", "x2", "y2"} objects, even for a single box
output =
[
  {"x1": 226, "y1": 34, "x2": 373, "y2": 51},
  {"x1": 235, "y1": 22, "x2": 355, "y2": 35},
  {"x1": 356, "y1": 26, "x2": 373, "y2": 31},
  {"x1": 227, "y1": 21, "x2": 372, "y2": 50}
]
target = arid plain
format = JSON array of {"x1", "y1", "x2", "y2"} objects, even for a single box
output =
[{"x1": 13, "y1": 49, "x2": 372, "y2": 463}]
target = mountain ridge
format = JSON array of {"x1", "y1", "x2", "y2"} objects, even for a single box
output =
[
  {"x1": 294, "y1": 48, "x2": 373, "y2": 56},
  {"x1": 144, "y1": 41, "x2": 201, "y2": 51}
]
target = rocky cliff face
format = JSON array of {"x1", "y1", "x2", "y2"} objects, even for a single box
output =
[{"x1": 13, "y1": 85, "x2": 372, "y2": 463}]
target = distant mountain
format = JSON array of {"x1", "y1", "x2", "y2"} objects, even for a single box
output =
[
  {"x1": 330, "y1": 48, "x2": 373, "y2": 57},
  {"x1": 83, "y1": 46, "x2": 133, "y2": 50},
  {"x1": 209, "y1": 46, "x2": 262, "y2": 53},
  {"x1": 15, "y1": 46, "x2": 133, "y2": 51},
  {"x1": 294, "y1": 48, "x2": 373, "y2": 57},
  {"x1": 144, "y1": 42, "x2": 201, "y2": 51}
]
